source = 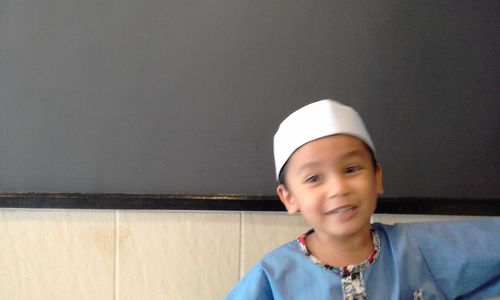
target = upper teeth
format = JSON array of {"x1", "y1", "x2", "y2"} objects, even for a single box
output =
[{"x1": 330, "y1": 206, "x2": 353, "y2": 214}]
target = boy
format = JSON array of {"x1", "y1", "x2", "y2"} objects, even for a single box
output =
[{"x1": 226, "y1": 100, "x2": 500, "y2": 299}]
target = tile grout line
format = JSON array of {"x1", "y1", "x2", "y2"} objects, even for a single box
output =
[
  {"x1": 115, "y1": 210, "x2": 120, "y2": 300},
  {"x1": 238, "y1": 212, "x2": 243, "y2": 279}
]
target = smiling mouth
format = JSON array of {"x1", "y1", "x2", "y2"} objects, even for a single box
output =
[{"x1": 326, "y1": 206, "x2": 355, "y2": 215}]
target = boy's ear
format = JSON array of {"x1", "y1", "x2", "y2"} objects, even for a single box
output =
[
  {"x1": 277, "y1": 184, "x2": 299, "y2": 214},
  {"x1": 375, "y1": 165, "x2": 384, "y2": 195}
]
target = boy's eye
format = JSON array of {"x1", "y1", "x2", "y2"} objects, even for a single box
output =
[
  {"x1": 345, "y1": 166, "x2": 361, "y2": 173},
  {"x1": 305, "y1": 175, "x2": 320, "y2": 183}
]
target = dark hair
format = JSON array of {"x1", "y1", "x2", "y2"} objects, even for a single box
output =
[{"x1": 278, "y1": 146, "x2": 378, "y2": 186}]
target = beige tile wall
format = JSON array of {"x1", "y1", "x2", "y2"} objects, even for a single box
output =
[
  {"x1": 118, "y1": 211, "x2": 240, "y2": 300},
  {"x1": 0, "y1": 209, "x2": 115, "y2": 300},
  {"x1": 371, "y1": 213, "x2": 483, "y2": 224},
  {"x1": 0, "y1": 209, "x2": 484, "y2": 300}
]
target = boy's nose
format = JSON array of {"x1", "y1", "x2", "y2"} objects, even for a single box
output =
[{"x1": 327, "y1": 175, "x2": 350, "y2": 199}]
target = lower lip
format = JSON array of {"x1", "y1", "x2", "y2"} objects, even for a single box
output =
[{"x1": 328, "y1": 207, "x2": 357, "y2": 221}]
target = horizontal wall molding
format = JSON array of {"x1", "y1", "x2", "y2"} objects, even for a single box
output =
[{"x1": 0, "y1": 193, "x2": 498, "y2": 215}]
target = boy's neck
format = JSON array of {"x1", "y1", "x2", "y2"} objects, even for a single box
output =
[{"x1": 306, "y1": 225, "x2": 374, "y2": 268}]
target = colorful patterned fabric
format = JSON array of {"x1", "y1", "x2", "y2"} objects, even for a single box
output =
[{"x1": 297, "y1": 229, "x2": 380, "y2": 300}]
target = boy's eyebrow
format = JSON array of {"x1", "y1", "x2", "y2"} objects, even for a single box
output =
[
  {"x1": 297, "y1": 161, "x2": 324, "y2": 174},
  {"x1": 339, "y1": 149, "x2": 365, "y2": 160},
  {"x1": 296, "y1": 150, "x2": 364, "y2": 174}
]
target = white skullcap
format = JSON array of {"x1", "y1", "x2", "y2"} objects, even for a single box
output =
[{"x1": 273, "y1": 99, "x2": 375, "y2": 180}]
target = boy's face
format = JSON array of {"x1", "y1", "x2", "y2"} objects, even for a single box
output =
[{"x1": 277, "y1": 134, "x2": 383, "y2": 240}]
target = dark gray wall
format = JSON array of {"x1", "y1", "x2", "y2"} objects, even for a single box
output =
[{"x1": 1, "y1": 1, "x2": 499, "y2": 198}]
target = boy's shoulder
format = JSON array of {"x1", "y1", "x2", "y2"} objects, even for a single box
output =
[
  {"x1": 372, "y1": 219, "x2": 500, "y2": 299},
  {"x1": 258, "y1": 238, "x2": 303, "y2": 267},
  {"x1": 372, "y1": 218, "x2": 500, "y2": 263}
]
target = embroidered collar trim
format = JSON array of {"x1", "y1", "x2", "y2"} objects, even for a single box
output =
[{"x1": 296, "y1": 228, "x2": 381, "y2": 278}]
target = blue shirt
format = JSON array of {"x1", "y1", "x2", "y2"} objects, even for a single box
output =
[{"x1": 226, "y1": 219, "x2": 500, "y2": 299}]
